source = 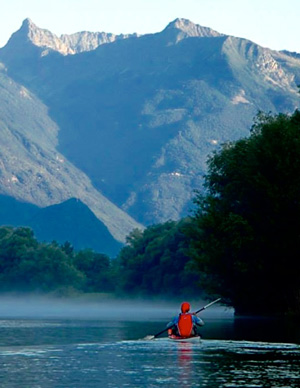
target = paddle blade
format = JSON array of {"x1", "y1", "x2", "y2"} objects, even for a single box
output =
[{"x1": 143, "y1": 335, "x2": 156, "y2": 340}]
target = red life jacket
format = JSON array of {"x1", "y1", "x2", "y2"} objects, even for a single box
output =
[{"x1": 177, "y1": 313, "x2": 193, "y2": 337}]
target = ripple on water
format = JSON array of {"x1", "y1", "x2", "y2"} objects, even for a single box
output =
[
  {"x1": 0, "y1": 320, "x2": 64, "y2": 328},
  {"x1": 0, "y1": 337, "x2": 299, "y2": 387}
]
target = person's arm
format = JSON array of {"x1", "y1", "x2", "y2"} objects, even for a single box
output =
[
  {"x1": 166, "y1": 316, "x2": 178, "y2": 328},
  {"x1": 193, "y1": 315, "x2": 204, "y2": 326}
]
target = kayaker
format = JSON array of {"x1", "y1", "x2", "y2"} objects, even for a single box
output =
[{"x1": 167, "y1": 302, "x2": 204, "y2": 337}]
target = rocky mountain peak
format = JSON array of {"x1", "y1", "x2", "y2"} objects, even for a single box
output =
[
  {"x1": 5, "y1": 19, "x2": 140, "y2": 56},
  {"x1": 4, "y1": 18, "x2": 74, "y2": 55},
  {"x1": 20, "y1": 18, "x2": 35, "y2": 32},
  {"x1": 164, "y1": 18, "x2": 223, "y2": 39}
]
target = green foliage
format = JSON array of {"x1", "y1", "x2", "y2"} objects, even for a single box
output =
[
  {"x1": 0, "y1": 226, "x2": 114, "y2": 294},
  {"x1": 0, "y1": 223, "x2": 200, "y2": 298},
  {"x1": 190, "y1": 110, "x2": 300, "y2": 315},
  {"x1": 73, "y1": 249, "x2": 113, "y2": 292},
  {"x1": 0, "y1": 223, "x2": 200, "y2": 297},
  {"x1": 0, "y1": 227, "x2": 80, "y2": 292},
  {"x1": 115, "y1": 219, "x2": 201, "y2": 296}
]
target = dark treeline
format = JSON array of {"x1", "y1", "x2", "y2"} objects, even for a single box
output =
[
  {"x1": 189, "y1": 110, "x2": 300, "y2": 316},
  {"x1": 0, "y1": 226, "x2": 113, "y2": 294},
  {"x1": 115, "y1": 219, "x2": 200, "y2": 296},
  {"x1": 0, "y1": 111, "x2": 300, "y2": 316},
  {"x1": 0, "y1": 219, "x2": 200, "y2": 298}
]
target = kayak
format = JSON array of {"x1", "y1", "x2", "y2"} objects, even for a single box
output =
[{"x1": 168, "y1": 334, "x2": 201, "y2": 342}]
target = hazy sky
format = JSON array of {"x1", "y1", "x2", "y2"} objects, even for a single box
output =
[{"x1": 0, "y1": 0, "x2": 299, "y2": 52}]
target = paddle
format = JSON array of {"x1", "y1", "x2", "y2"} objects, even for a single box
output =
[
  {"x1": 194, "y1": 297, "x2": 221, "y2": 315},
  {"x1": 144, "y1": 297, "x2": 221, "y2": 340}
]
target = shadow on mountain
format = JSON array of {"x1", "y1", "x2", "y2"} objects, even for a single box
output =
[{"x1": 0, "y1": 195, "x2": 122, "y2": 257}]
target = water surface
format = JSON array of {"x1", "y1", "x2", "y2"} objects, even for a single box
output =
[{"x1": 0, "y1": 298, "x2": 299, "y2": 387}]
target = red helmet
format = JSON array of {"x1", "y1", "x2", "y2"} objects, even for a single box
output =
[{"x1": 181, "y1": 302, "x2": 190, "y2": 313}]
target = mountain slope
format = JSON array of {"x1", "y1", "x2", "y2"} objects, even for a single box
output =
[
  {"x1": 0, "y1": 18, "x2": 299, "y2": 226},
  {"x1": 0, "y1": 195, "x2": 122, "y2": 256},
  {"x1": 0, "y1": 66, "x2": 142, "y2": 241}
]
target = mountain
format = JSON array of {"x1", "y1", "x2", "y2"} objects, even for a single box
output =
[
  {"x1": 0, "y1": 18, "x2": 299, "y2": 231},
  {"x1": 0, "y1": 59, "x2": 141, "y2": 243},
  {"x1": 2, "y1": 18, "x2": 139, "y2": 56},
  {"x1": 0, "y1": 195, "x2": 122, "y2": 256}
]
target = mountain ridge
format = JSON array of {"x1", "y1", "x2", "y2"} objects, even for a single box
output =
[
  {"x1": 4, "y1": 17, "x2": 224, "y2": 57},
  {"x1": 5, "y1": 18, "x2": 140, "y2": 56},
  {"x1": 0, "y1": 195, "x2": 122, "y2": 256},
  {"x1": 0, "y1": 18, "x2": 299, "y2": 239},
  {"x1": 163, "y1": 18, "x2": 223, "y2": 40}
]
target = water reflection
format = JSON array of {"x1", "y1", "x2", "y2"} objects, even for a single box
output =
[
  {"x1": 233, "y1": 315, "x2": 300, "y2": 344},
  {"x1": 176, "y1": 343, "x2": 195, "y2": 386}
]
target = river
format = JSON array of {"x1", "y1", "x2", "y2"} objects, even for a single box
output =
[{"x1": 0, "y1": 297, "x2": 299, "y2": 387}]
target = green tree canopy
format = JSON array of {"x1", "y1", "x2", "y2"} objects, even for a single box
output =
[
  {"x1": 116, "y1": 219, "x2": 200, "y2": 296},
  {"x1": 190, "y1": 111, "x2": 300, "y2": 315},
  {"x1": 74, "y1": 249, "x2": 113, "y2": 292},
  {"x1": 0, "y1": 227, "x2": 84, "y2": 292}
]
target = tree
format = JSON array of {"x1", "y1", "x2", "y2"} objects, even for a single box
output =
[
  {"x1": 0, "y1": 226, "x2": 38, "y2": 289},
  {"x1": 73, "y1": 249, "x2": 113, "y2": 292},
  {"x1": 17, "y1": 243, "x2": 85, "y2": 292},
  {"x1": 190, "y1": 111, "x2": 300, "y2": 315},
  {"x1": 116, "y1": 219, "x2": 201, "y2": 296},
  {"x1": 0, "y1": 226, "x2": 84, "y2": 293}
]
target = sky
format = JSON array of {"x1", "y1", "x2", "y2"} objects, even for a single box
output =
[{"x1": 0, "y1": 0, "x2": 299, "y2": 53}]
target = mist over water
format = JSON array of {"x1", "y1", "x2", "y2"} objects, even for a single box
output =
[
  {"x1": 0, "y1": 295, "x2": 298, "y2": 345},
  {"x1": 0, "y1": 295, "x2": 233, "y2": 321}
]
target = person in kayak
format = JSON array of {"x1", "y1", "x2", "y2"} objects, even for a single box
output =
[{"x1": 167, "y1": 302, "x2": 204, "y2": 338}]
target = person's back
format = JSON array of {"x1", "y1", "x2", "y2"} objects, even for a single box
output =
[
  {"x1": 177, "y1": 311, "x2": 193, "y2": 337},
  {"x1": 167, "y1": 301, "x2": 204, "y2": 337}
]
